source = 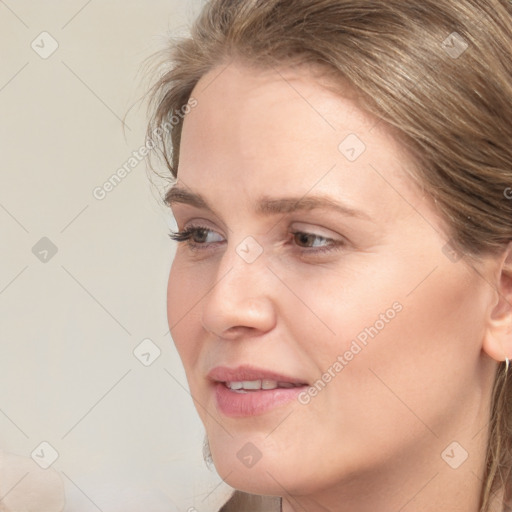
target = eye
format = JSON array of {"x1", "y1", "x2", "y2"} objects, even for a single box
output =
[
  {"x1": 293, "y1": 231, "x2": 331, "y2": 248},
  {"x1": 291, "y1": 230, "x2": 345, "y2": 254},
  {"x1": 169, "y1": 225, "x2": 224, "y2": 248},
  {"x1": 169, "y1": 225, "x2": 345, "y2": 256}
]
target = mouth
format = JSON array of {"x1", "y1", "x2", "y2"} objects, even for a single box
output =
[
  {"x1": 224, "y1": 379, "x2": 305, "y2": 393},
  {"x1": 208, "y1": 366, "x2": 309, "y2": 417}
]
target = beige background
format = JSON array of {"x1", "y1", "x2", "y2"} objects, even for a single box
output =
[{"x1": 0, "y1": 1, "x2": 232, "y2": 510}]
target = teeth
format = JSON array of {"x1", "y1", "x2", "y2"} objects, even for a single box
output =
[
  {"x1": 242, "y1": 380, "x2": 261, "y2": 390},
  {"x1": 226, "y1": 380, "x2": 298, "y2": 391}
]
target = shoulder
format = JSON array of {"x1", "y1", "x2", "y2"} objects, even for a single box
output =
[{"x1": 218, "y1": 490, "x2": 281, "y2": 512}]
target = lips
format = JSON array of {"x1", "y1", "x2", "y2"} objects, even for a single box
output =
[
  {"x1": 208, "y1": 365, "x2": 309, "y2": 417},
  {"x1": 208, "y1": 365, "x2": 308, "y2": 386}
]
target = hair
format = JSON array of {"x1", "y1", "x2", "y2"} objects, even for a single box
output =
[{"x1": 146, "y1": 1, "x2": 512, "y2": 509}]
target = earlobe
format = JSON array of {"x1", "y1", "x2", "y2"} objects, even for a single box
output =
[{"x1": 482, "y1": 242, "x2": 512, "y2": 363}]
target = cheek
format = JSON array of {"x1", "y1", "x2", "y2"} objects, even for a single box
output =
[
  {"x1": 288, "y1": 256, "x2": 485, "y2": 418},
  {"x1": 325, "y1": 264, "x2": 486, "y2": 433},
  {"x1": 274, "y1": 258, "x2": 404, "y2": 362},
  {"x1": 166, "y1": 260, "x2": 205, "y2": 367},
  {"x1": 292, "y1": 251, "x2": 482, "y2": 365}
]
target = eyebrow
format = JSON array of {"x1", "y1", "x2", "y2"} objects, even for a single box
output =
[{"x1": 165, "y1": 186, "x2": 371, "y2": 220}]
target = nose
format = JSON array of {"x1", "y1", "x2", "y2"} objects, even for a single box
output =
[{"x1": 200, "y1": 244, "x2": 276, "y2": 340}]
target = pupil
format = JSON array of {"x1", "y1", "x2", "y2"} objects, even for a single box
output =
[
  {"x1": 298, "y1": 233, "x2": 313, "y2": 246},
  {"x1": 194, "y1": 229, "x2": 208, "y2": 243}
]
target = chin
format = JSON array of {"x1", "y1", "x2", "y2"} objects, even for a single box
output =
[
  {"x1": 209, "y1": 428, "x2": 379, "y2": 499},
  {"x1": 209, "y1": 438, "x2": 319, "y2": 498}
]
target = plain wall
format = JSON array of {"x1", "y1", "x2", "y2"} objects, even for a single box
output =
[{"x1": 0, "y1": 1, "x2": 232, "y2": 510}]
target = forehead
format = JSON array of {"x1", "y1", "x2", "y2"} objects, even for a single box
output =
[
  {"x1": 177, "y1": 61, "x2": 424, "y2": 222},
  {"x1": 183, "y1": 61, "x2": 377, "y2": 157}
]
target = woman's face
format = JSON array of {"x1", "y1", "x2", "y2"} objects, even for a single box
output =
[{"x1": 166, "y1": 62, "x2": 497, "y2": 501}]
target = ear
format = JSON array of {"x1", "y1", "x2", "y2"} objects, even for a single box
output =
[{"x1": 482, "y1": 242, "x2": 512, "y2": 363}]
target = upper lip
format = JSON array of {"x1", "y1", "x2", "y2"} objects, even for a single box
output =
[{"x1": 208, "y1": 365, "x2": 308, "y2": 385}]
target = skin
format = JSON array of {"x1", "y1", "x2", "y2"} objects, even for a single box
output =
[{"x1": 166, "y1": 61, "x2": 512, "y2": 512}]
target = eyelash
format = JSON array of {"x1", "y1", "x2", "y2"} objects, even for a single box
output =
[{"x1": 168, "y1": 224, "x2": 345, "y2": 255}]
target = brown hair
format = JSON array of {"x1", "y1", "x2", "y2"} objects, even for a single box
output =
[{"x1": 146, "y1": 1, "x2": 512, "y2": 509}]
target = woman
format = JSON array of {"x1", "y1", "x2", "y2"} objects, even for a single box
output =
[{"x1": 147, "y1": 1, "x2": 512, "y2": 510}]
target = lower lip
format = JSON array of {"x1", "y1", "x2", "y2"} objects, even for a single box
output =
[{"x1": 214, "y1": 382, "x2": 306, "y2": 417}]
